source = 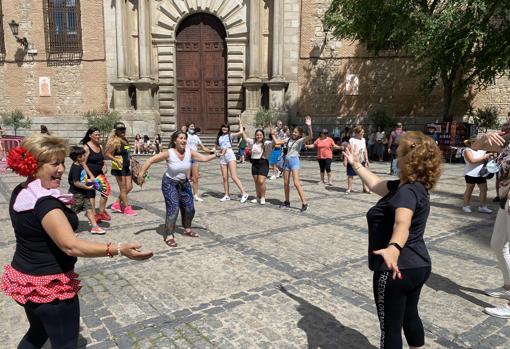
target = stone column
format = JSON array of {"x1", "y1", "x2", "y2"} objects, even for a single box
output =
[
  {"x1": 271, "y1": 0, "x2": 284, "y2": 79},
  {"x1": 138, "y1": 0, "x2": 151, "y2": 80},
  {"x1": 115, "y1": 0, "x2": 127, "y2": 79},
  {"x1": 248, "y1": 0, "x2": 260, "y2": 78}
]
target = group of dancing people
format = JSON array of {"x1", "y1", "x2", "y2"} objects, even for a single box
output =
[{"x1": 3, "y1": 117, "x2": 510, "y2": 349}]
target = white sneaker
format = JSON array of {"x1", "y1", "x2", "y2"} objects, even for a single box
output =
[
  {"x1": 260, "y1": 197, "x2": 266, "y2": 205},
  {"x1": 251, "y1": 198, "x2": 258, "y2": 204},
  {"x1": 484, "y1": 304, "x2": 510, "y2": 318},
  {"x1": 462, "y1": 206, "x2": 472, "y2": 213},
  {"x1": 269, "y1": 175, "x2": 277, "y2": 180},
  {"x1": 478, "y1": 206, "x2": 493, "y2": 214},
  {"x1": 485, "y1": 287, "x2": 510, "y2": 300},
  {"x1": 276, "y1": 170, "x2": 282, "y2": 178},
  {"x1": 194, "y1": 195, "x2": 204, "y2": 202},
  {"x1": 240, "y1": 193, "x2": 249, "y2": 203},
  {"x1": 220, "y1": 195, "x2": 231, "y2": 202}
]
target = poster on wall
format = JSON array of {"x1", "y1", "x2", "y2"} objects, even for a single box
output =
[
  {"x1": 39, "y1": 77, "x2": 51, "y2": 97},
  {"x1": 345, "y1": 74, "x2": 359, "y2": 96}
]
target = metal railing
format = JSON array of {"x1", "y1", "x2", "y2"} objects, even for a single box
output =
[{"x1": 43, "y1": 0, "x2": 82, "y2": 56}]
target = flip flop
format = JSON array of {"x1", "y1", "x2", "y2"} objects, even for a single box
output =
[
  {"x1": 184, "y1": 230, "x2": 199, "y2": 238},
  {"x1": 164, "y1": 238, "x2": 177, "y2": 247}
]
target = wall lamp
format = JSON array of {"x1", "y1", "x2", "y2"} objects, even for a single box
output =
[{"x1": 9, "y1": 20, "x2": 29, "y2": 50}]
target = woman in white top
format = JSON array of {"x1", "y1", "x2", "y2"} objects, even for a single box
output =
[
  {"x1": 462, "y1": 139, "x2": 492, "y2": 213},
  {"x1": 139, "y1": 131, "x2": 218, "y2": 247},
  {"x1": 215, "y1": 117, "x2": 249, "y2": 203},
  {"x1": 241, "y1": 128, "x2": 274, "y2": 204},
  {"x1": 345, "y1": 125, "x2": 370, "y2": 193},
  {"x1": 186, "y1": 122, "x2": 213, "y2": 202}
]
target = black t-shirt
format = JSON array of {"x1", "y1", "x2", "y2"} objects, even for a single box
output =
[
  {"x1": 366, "y1": 180, "x2": 431, "y2": 271},
  {"x1": 85, "y1": 143, "x2": 104, "y2": 176},
  {"x1": 9, "y1": 183, "x2": 78, "y2": 275},
  {"x1": 68, "y1": 163, "x2": 88, "y2": 195}
]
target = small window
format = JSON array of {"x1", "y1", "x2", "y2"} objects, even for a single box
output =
[
  {"x1": 0, "y1": 0, "x2": 5, "y2": 59},
  {"x1": 43, "y1": 0, "x2": 82, "y2": 56}
]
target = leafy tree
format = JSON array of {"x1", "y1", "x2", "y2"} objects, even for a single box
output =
[
  {"x1": 368, "y1": 109, "x2": 396, "y2": 131},
  {"x1": 1, "y1": 109, "x2": 32, "y2": 136},
  {"x1": 324, "y1": 0, "x2": 510, "y2": 121},
  {"x1": 255, "y1": 108, "x2": 279, "y2": 128},
  {"x1": 85, "y1": 110, "x2": 121, "y2": 144},
  {"x1": 473, "y1": 105, "x2": 500, "y2": 131}
]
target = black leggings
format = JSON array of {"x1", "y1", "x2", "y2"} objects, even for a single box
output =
[
  {"x1": 317, "y1": 158, "x2": 332, "y2": 173},
  {"x1": 18, "y1": 296, "x2": 80, "y2": 349},
  {"x1": 373, "y1": 267, "x2": 431, "y2": 349}
]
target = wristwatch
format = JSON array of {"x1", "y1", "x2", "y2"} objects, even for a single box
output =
[{"x1": 387, "y1": 242, "x2": 403, "y2": 252}]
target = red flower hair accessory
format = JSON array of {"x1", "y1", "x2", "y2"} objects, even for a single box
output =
[{"x1": 7, "y1": 146, "x2": 38, "y2": 177}]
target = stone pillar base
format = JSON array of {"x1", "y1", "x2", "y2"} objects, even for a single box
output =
[{"x1": 268, "y1": 79, "x2": 289, "y2": 124}]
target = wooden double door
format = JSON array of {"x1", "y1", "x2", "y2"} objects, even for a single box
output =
[{"x1": 176, "y1": 14, "x2": 227, "y2": 132}]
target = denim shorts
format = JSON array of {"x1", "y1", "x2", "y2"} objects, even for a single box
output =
[
  {"x1": 220, "y1": 149, "x2": 236, "y2": 165},
  {"x1": 283, "y1": 156, "x2": 300, "y2": 171},
  {"x1": 269, "y1": 148, "x2": 282, "y2": 165}
]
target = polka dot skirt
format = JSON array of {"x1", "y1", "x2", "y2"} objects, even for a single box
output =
[{"x1": 0, "y1": 264, "x2": 81, "y2": 304}]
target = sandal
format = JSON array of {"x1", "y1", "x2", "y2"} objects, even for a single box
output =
[
  {"x1": 184, "y1": 230, "x2": 199, "y2": 238},
  {"x1": 164, "y1": 237, "x2": 178, "y2": 247}
]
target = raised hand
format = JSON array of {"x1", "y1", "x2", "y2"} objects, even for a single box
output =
[
  {"x1": 305, "y1": 115, "x2": 312, "y2": 126},
  {"x1": 342, "y1": 145, "x2": 360, "y2": 166}
]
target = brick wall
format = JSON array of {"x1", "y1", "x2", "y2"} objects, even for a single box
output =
[{"x1": 0, "y1": 0, "x2": 107, "y2": 121}]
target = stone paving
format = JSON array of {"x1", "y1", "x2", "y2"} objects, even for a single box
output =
[{"x1": 1, "y1": 159, "x2": 509, "y2": 348}]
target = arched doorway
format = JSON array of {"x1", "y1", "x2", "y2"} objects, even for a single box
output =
[{"x1": 176, "y1": 14, "x2": 227, "y2": 132}]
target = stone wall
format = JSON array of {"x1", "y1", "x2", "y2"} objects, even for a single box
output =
[
  {"x1": 298, "y1": 0, "x2": 510, "y2": 126},
  {"x1": 0, "y1": 0, "x2": 107, "y2": 124}
]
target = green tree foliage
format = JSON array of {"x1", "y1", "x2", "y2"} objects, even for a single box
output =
[
  {"x1": 324, "y1": 0, "x2": 510, "y2": 121},
  {"x1": 473, "y1": 105, "x2": 500, "y2": 130},
  {"x1": 1, "y1": 109, "x2": 32, "y2": 136},
  {"x1": 84, "y1": 110, "x2": 121, "y2": 144},
  {"x1": 255, "y1": 108, "x2": 279, "y2": 128},
  {"x1": 368, "y1": 109, "x2": 396, "y2": 131}
]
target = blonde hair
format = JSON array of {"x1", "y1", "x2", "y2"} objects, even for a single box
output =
[
  {"x1": 397, "y1": 131, "x2": 443, "y2": 190},
  {"x1": 106, "y1": 129, "x2": 122, "y2": 149},
  {"x1": 353, "y1": 125, "x2": 364, "y2": 134},
  {"x1": 21, "y1": 133, "x2": 68, "y2": 165}
]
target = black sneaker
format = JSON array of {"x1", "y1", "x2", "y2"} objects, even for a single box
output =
[
  {"x1": 300, "y1": 204, "x2": 308, "y2": 212},
  {"x1": 279, "y1": 201, "x2": 290, "y2": 209}
]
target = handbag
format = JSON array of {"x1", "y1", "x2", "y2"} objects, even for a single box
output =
[
  {"x1": 478, "y1": 159, "x2": 499, "y2": 179},
  {"x1": 131, "y1": 156, "x2": 144, "y2": 186}
]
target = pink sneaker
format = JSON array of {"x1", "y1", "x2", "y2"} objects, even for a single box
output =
[
  {"x1": 111, "y1": 202, "x2": 122, "y2": 213},
  {"x1": 123, "y1": 205, "x2": 137, "y2": 216},
  {"x1": 90, "y1": 226, "x2": 106, "y2": 235}
]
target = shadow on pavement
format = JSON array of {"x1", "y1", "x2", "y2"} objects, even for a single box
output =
[
  {"x1": 278, "y1": 285, "x2": 377, "y2": 349},
  {"x1": 426, "y1": 272, "x2": 493, "y2": 308}
]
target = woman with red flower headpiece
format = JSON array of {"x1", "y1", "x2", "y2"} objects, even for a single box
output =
[{"x1": 1, "y1": 133, "x2": 153, "y2": 349}]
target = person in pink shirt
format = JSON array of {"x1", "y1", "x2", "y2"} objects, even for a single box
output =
[{"x1": 305, "y1": 128, "x2": 342, "y2": 186}]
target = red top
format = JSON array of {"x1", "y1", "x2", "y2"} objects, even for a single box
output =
[{"x1": 313, "y1": 137, "x2": 336, "y2": 159}]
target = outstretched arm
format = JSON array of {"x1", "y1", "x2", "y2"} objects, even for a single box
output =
[
  {"x1": 139, "y1": 151, "x2": 168, "y2": 183},
  {"x1": 191, "y1": 150, "x2": 217, "y2": 162},
  {"x1": 343, "y1": 146, "x2": 388, "y2": 196},
  {"x1": 304, "y1": 115, "x2": 313, "y2": 142},
  {"x1": 231, "y1": 115, "x2": 244, "y2": 137}
]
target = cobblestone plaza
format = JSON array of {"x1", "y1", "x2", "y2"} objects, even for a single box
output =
[{"x1": 1, "y1": 160, "x2": 509, "y2": 348}]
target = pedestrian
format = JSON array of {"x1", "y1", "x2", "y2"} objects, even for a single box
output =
[
  {"x1": 344, "y1": 130, "x2": 442, "y2": 348},
  {"x1": 216, "y1": 117, "x2": 250, "y2": 203},
  {"x1": 80, "y1": 127, "x2": 111, "y2": 223},
  {"x1": 138, "y1": 131, "x2": 218, "y2": 247},
  {"x1": 374, "y1": 126, "x2": 386, "y2": 162},
  {"x1": 341, "y1": 126, "x2": 351, "y2": 143},
  {"x1": 186, "y1": 122, "x2": 213, "y2": 202},
  {"x1": 1, "y1": 133, "x2": 152, "y2": 349},
  {"x1": 388, "y1": 122, "x2": 406, "y2": 175},
  {"x1": 470, "y1": 131, "x2": 510, "y2": 318},
  {"x1": 154, "y1": 134, "x2": 162, "y2": 154},
  {"x1": 462, "y1": 138, "x2": 492, "y2": 213},
  {"x1": 142, "y1": 135, "x2": 154, "y2": 154},
  {"x1": 345, "y1": 126, "x2": 370, "y2": 193},
  {"x1": 332, "y1": 124, "x2": 341, "y2": 144},
  {"x1": 238, "y1": 128, "x2": 247, "y2": 163},
  {"x1": 274, "y1": 115, "x2": 313, "y2": 212},
  {"x1": 134, "y1": 134, "x2": 143, "y2": 155},
  {"x1": 242, "y1": 128, "x2": 273, "y2": 204},
  {"x1": 269, "y1": 120, "x2": 287, "y2": 180},
  {"x1": 67, "y1": 146, "x2": 106, "y2": 234},
  {"x1": 305, "y1": 128, "x2": 342, "y2": 186},
  {"x1": 104, "y1": 122, "x2": 136, "y2": 216}
]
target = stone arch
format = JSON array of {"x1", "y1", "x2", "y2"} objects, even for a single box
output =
[{"x1": 152, "y1": 0, "x2": 248, "y2": 135}]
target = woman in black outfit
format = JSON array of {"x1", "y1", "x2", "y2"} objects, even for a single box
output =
[
  {"x1": 1, "y1": 133, "x2": 153, "y2": 349},
  {"x1": 81, "y1": 127, "x2": 110, "y2": 223},
  {"x1": 344, "y1": 131, "x2": 442, "y2": 349}
]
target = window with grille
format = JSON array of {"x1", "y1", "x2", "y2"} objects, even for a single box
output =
[
  {"x1": 43, "y1": 0, "x2": 82, "y2": 54},
  {"x1": 0, "y1": 0, "x2": 5, "y2": 59}
]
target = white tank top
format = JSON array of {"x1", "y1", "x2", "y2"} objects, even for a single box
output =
[{"x1": 165, "y1": 148, "x2": 192, "y2": 181}]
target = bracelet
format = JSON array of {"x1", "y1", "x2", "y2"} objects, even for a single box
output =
[
  {"x1": 106, "y1": 242, "x2": 113, "y2": 258},
  {"x1": 117, "y1": 243, "x2": 122, "y2": 257},
  {"x1": 388, "y1": 242, "x2": 403, "y2": 252}
]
